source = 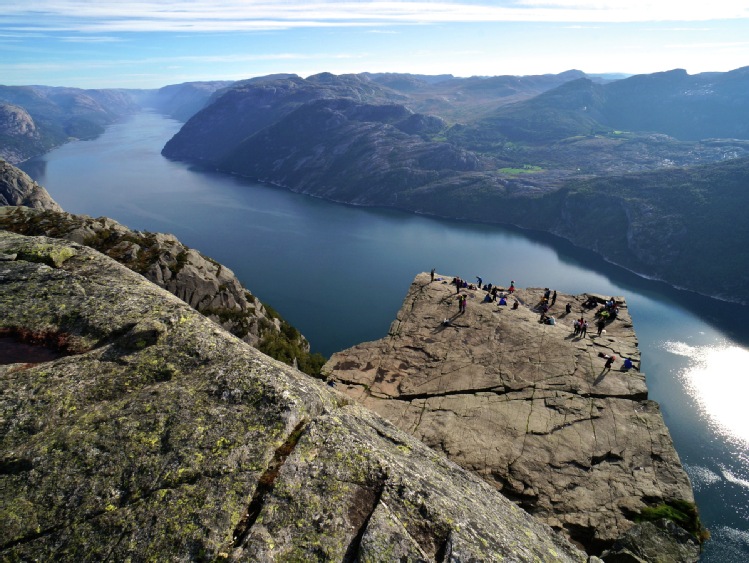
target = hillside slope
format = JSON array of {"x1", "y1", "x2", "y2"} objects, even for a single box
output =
[{"x1": 161, "y1": 69, "x2": 749, "y2": 302}]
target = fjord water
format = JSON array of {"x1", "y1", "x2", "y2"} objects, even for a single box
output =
[{"x1": 22, "y1": 111, "x2": 749, "y2": 561}]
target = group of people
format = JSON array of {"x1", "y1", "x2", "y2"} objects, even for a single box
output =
[
  {"x1": 573, "y1": 317, "x2": 589, "y2": 337},
  {"x1": 438, "y1": 269, "x2": 637, "y2": 372},
  {"x1": 596, "y1": 297, "x2": 620, "y2": 322},
  {"x1": 452, "y1": 276, "x2": 478, "y2": 293}
]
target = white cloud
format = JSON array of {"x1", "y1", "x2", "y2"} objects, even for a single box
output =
[
  {"x1": 60, "y1": 36, "x2": 125, "y2": 43},
  {"x1": 3, "y1": 1, "x2": 748, "y2": 34}
]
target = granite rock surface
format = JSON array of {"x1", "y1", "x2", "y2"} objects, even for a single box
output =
[{"x1": 323, "y1": 273, "x2": 697, "y2": 559}]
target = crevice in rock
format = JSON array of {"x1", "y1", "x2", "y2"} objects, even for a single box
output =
[
  {"x1": 579, "y1": 390, "x2": 647, "y2": 402},
  {"x1": 392, "y1": 385, "x2": 507, "y2": 402},
  {"x1": 435, "y1": 529, "x2": 452, "y2": 562},
  {"x1": 591, "y1": 451, "x2": 624, "y2": 466},
  {"x1": 0, "y1": 327, "x2": 80, "y2": 364},
  {"x1": 342, "y1": 479, "x2": 386, "y2": 562},
  {"x1": 232, "y1": 419, "x2": 307, "y2": 547},
  {"x1": 529, "y1": 416, "x2": 595, "y2": 436}
]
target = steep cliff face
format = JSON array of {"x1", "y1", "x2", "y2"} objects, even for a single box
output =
[
  {"x1": 0, "y1": 160, "x2": 62, "y2": 211},
  {"x1": 0, "y1": 230, "x2": 589, "y2": 562},
  {"x1": 323, "y1": 274, "x2": 702, "y2": 559},
  {"x1": 219, "y1": 97, "x2": 479, "y2": 204},
  {"x1": 0, "y1": 104, "x2": 41, "y2": 164}
]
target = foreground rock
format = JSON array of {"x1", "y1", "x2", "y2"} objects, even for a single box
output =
[
  {"x1": 0, "y1": 205, "x2": 323, "y2": 374},
  {"x1": 0, "y1": 231, "x2": 588, "y2": 561},
  {"x1": 323, "y1": 273, "x2": 699, "y2": 560}
]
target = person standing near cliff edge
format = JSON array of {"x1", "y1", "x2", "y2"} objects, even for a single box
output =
[{"x1": 431, "y1": 268, "x2": 435, "y2": 282}]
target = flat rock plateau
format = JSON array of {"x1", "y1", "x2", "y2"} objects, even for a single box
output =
[{"x1": 324, "y1": 273, "x2": 698, "y2": 559}]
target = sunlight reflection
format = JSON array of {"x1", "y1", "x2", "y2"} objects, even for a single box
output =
[{"x1": 663, "y1": 341, "x2": 749, "y2": 448}]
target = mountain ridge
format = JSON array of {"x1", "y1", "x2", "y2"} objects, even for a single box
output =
[{"x1": 161, "y1": 67, "x2": 749, "y2": 303}]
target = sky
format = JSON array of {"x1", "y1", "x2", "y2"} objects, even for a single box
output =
[{"x1": 2, "y1": 1, "x2": 749, "y2": 89}]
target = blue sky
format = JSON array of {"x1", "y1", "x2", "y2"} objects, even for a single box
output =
[{"x1": 2, "y1": 1, "x2": 749, "y2": 89}]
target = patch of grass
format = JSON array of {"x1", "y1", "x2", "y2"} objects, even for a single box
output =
[
  {"x1": 498, "y1": 165, "x2": 544, "y2": 176},
  {"x1": 635, "y1": 499, "x2": 709, "y2": 543}
]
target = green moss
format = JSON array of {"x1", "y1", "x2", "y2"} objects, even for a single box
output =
[
  {"x1": 635, "y1": 499, "x2": 709, "y2": 543},
  {"x1": 17, "y1": 244, "x2": 76, "y2": 268}
]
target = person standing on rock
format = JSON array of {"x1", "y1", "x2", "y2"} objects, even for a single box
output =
[
  {"x1": 476, "y1": 276, "x2": 482, "y2": 289},
  {"x1": 604, "y1": 354, "x2": 616, "y2": 371},
  {"x1": 596, "y1": 318, "x2": 606, "y2": 336},
  {"x1": 580, "y1": 319, "x2": 588, "y2": 338},
  {"x1": 431, "y1": 268, "x2": 435, "y2": 282},
  {"x1": 551, "y1": 291, "x2": 557, "y2": 306}
]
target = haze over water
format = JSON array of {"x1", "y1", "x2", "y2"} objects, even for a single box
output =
[{"x1": 21, "y1": 111, "x2": 749, "y2": 561}]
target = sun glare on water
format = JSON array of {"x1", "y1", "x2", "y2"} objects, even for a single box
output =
[{"x1": 663, "y1": 341, "x2": 749, "y2": 450}]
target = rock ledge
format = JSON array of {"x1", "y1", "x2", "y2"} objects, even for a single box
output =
[{"x1": 323, "y1": 273, "x2": 698, "y2": 559}]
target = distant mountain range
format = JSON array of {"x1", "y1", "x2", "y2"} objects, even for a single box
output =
[
  {"x1": 0, "y1": 81, "x2": 231, "y2": 163},
  {"x1": 2, "y1": 68, "x2": 749, "y2": 301},
  {"x1": 161, "y1": 68, "x2": 749, "y2": 302}
]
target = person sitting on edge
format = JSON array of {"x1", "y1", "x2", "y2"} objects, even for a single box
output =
[
  {"x1": 512, "y1": 299, "x2": 519, "y2": 310},
  {"x1": 499, "y1": 296, "x2": 507, "y2": 306},
  {"x1": 623, "y1": 357, "x2": 634, "y2": 370},
  {"x1": 565, "y1": 302, "x2": 572, "y2": 314}
]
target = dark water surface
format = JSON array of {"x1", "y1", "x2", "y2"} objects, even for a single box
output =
[{"x1": 21, "y1": 112, "x2": 749, "y2": 560}]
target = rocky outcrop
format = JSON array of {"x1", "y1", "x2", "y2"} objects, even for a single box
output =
[
  {"x1": 323, "y1": 273, "x2": 700, "y2": 560},
  {"x1": 0, "y1": 206, "x2": 311, "y2": 361},
  {"x1": 0, "y1": 159, "x2": 322, "y2": 373},
  {"x1": 0, "y1": 230, "x2": 589, "y2": 562},
  {"x1": 0, "y1": 160, "x2": 62, "y2": 211}
]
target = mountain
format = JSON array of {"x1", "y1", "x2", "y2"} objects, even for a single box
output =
[
  {"x1": 365, "y1": 70, "x2": 595, "y2": 122},
  {"x1": 163, "y1": 72, "x2": 406, "y2": 165},
  {"x1": 162, "y1": 68, "x2": 749, "y2": 302},
  {"x1": 459, "y1": 67, "x2": 749, "y2": 146},
  {"x1": 140, "y1": 80, "x2": 235, "y2": 122},
  {"x1": 0, "y1": 85, "x2": 139, "y2": 163}
]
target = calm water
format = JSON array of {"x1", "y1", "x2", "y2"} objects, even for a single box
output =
[{"x1": 21, "y1": 111, "x2": 749, "y2": 560}]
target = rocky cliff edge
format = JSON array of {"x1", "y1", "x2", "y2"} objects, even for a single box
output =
[
  {"x1": 323, "y1": 273, "x2": 701, "y2": 560},
  {"x1": 0, "y1": 231, "x2": 588, "y2": 561}
]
